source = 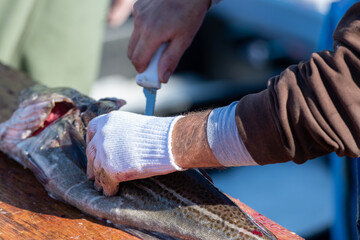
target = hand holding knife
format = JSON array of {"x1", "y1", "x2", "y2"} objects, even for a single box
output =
[{"x1": 136, "y1": 43, "x2": 168, "y2": 116}]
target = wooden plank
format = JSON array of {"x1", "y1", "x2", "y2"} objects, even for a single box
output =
[
  {"x1": 0, "y1": 152, "x2": 303, "y2": 240},
  {"x1": 0, "y1": 152, "x2": 139, "y2": 240},
  {"x1": 0, "y1": 63, "x2": 303, "y2": 239}
]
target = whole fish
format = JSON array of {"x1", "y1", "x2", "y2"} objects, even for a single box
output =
[{"x1": 0, "y1": 84, "x2": 277, "y2": 240}]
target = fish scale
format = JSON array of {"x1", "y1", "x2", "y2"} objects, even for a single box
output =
[{"x1": 0, "y1": 85, "x2": 277, "y2": 240}]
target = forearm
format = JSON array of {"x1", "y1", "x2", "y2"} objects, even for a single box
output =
[
  {"x1": 235, "y1": 2, "x2": 360, "y2": 165},
  {"x1": 172, "y1": 110, "x2": 221, "y2": 169},
  {"x1": 171, "y1": 102, "x2": 256, "y2": 169}
]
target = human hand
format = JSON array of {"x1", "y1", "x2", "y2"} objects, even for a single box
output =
[
  {"x1": 128, "y1": 0, "x2": 210, "y2": 83},
  {"x1": 86, "y1": 111, "x2": 183, "y2": 196},
  {"x1": 108, "y1": 0, "x2": 135, "y2": 27}
]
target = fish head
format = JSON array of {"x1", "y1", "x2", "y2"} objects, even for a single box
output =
[
  {"x1": 81, "y1": 97, "x2": 126, "y2": 126},
  {"x1": 0, "y1": 84, "x2": 126, "y2": 166}
]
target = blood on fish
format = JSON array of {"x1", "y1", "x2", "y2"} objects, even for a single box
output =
[
  {"x1": 252, "y1": 229, "x2": 263, "y2": 237},
  {"x1": 31, "y1": 102, "x2": 74, "y2": 137}
]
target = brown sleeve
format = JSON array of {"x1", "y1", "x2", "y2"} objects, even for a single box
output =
[{"x1": 235, "y1": 2, "x2": 360, "y2": 165}]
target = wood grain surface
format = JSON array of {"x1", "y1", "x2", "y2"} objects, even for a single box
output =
[{"x1": 0, "y1": 63, "x2": 303, "y2": 239}]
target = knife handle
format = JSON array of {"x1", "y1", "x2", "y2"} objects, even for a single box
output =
[{"x1": 136, "y1": 43, "x2": 168, "y2": 89}]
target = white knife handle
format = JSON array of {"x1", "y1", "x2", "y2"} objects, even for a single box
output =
[{"x1": 136, "y1": 43, "x2": 168, "y2": 89}]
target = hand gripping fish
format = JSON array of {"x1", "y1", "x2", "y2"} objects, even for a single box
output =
[{"x1": 0, "y1": 85, "x2": 277, "y2": 240}]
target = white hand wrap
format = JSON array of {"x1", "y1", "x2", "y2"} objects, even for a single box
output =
[
  {"x1": 207, "y1": 102, "x2": 257, "y2": 167},
  {"x1": 86, "y1": 111, "x2": 183, "y2": 185}
]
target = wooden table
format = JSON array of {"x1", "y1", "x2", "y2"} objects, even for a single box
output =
[{"x1": 0, "y1": 64, "x2": 303, "y2": 239}]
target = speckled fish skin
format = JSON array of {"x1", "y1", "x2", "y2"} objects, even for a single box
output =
[{"x1": 0, "y1": 85, "x2": 277, "y2": 240}]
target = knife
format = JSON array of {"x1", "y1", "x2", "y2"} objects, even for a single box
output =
[{"x1": 136, "y1": 43, "x2": 167, "y2": 116}]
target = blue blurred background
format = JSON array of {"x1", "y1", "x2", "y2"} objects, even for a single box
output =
[{"x1": 91, "y1": 0, "x2": 358, "y2": 239}]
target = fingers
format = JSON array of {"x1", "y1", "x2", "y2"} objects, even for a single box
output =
[
  {"x1": 158, "y1": 37, "x2": 191, "y2": 83},
  {"x1": 132, "y1": 0, "x2": 148, "y2": 18},
  {"x1": 87, "y1": 135, "x2": 119, "y2": 196},
  {"x1": 128, "y1": 0, "x2": 166, "y2": 73},
  {"x1": 93, "y1": 150, "x2": 103, "y2": 192},
  {"x1": 129, "y1": 32, "x2": 189, "y2": 82},
  {"x1": 94, "y1": 178, "x2": 103, "y2": 192},
  {"x1": 127, "y1": 0, "x2": 145, "y2": 61},
  {"x1": 86, "y1": 141, "x2": 96, "y2": 180},
  {"x1": 93, "y1": 167, "x2": 120, "y2": 196},
  {"x1": 102, "y1": 183, "x2": 119, "y2": 197},
  {"x1": 86, "y1": 118, "x2": 99, "y2": 180},
  {"x1": 130, "y1": 35, "x2": 162, "y2": 73},
  {"x1": 127, "y1": 31, "x2": 140, "y2": 62},
  {"x1": 86, "y1": 117, "x2": 99, "y2": 145},
  {"x1": 100, "y1": 169, "x2": 120, "y2": 196},
  {"x1": 87, "y1": 147, "x2": 120, "y2": 196},
  {"x1": 85, "y1": 116, "x2": 115, "y2": 195},
  {"x1": 128, "y1": 0, "x2": 206, "y2": 82}
]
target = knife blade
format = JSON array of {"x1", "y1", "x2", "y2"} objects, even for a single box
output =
[
  {"x1": 143, "y1": 87, "x2": 157, "y2": 116},
  {"x1": 136, "y1": 43, "x2": 167, "y2": 116}
]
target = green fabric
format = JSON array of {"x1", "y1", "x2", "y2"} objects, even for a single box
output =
[{"x1": 0, "y1": 0, "x2": 109, "y2": 94}]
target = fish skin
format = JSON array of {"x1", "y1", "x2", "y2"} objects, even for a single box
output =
[{"x1": 0, "y1": 85, "x2": 277, "y2": 240}]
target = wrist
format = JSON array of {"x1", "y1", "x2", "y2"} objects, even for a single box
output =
[
  {"x1": 207, "y1": 102, "x2": 257, "y2": 167},
  {"x1": 125, "y1": 114, "x2": 184, "y2": 174},
  {"x1": 171, "y1": 111, "x2": 221, "y2": 169}
]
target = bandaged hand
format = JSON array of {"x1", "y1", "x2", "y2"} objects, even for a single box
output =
[{"x1": 86, "y1": 111, "x2": 183, "y2": 196}]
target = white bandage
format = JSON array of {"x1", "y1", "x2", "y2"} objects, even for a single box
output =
[{"x1": 206, "y1": 102, "x2": 257, "y2": 167}]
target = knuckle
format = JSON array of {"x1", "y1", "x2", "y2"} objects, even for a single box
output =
[
  {"x1": 133, "y1": 14, "x2": 146, "y2": 28},
  {"x1": 142, "y1": 27, "x2": 151, "y2": 38},
  {"x1": 131, "y1": 57, "x2": 144, "y2": 71},
  {"x1": 132, "y1": 2, "x2": 140, "y2": 16}
]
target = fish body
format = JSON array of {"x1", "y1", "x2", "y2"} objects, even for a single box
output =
[{"x1": 0, "y1": 85, "x2": 277, "y2": 240}]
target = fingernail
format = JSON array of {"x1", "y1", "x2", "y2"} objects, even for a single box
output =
[{"x1": 163, "y1": 71, "x2": 171, "y2": 83}]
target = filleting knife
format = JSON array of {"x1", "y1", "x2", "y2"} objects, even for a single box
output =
[{"x1": 136, "y1": 43, "x2": 167, "y2": 116}]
